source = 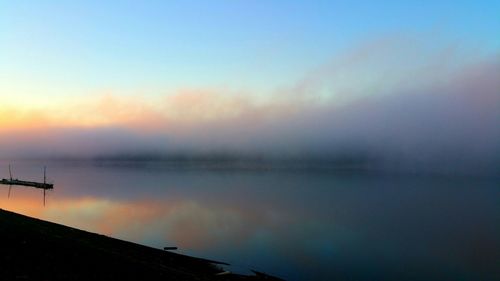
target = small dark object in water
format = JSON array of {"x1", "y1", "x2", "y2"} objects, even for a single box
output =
[
  {"x1": 251, "y1": 270, "x2": 286, "y2": 280},
  {"x1": 163, "y1": 246, "x2": 178, "y2": 251}
]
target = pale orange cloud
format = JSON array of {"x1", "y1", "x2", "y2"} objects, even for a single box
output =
[
  {"x1": 0, "y1": 107, "x2": 58, "y2": 131},
  {"x1": 0, "y1": 87, "x2": 304, "y2": 135}
]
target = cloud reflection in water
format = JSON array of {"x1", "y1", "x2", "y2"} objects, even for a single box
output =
[{"x1": 0, "y1": 161, "x2": 498, "y2": 280}]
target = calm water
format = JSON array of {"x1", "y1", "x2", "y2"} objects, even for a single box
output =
[{"x1": 0, "y1": 160, "x2": 498, "y2": 281}]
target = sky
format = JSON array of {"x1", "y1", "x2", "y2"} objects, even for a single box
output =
[{"x1": 0, "y1": 1, "x2": 499, "y2": 170}]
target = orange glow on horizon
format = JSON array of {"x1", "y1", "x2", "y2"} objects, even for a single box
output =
[{"x1": 0, "y1": 89, "x2": 302, "y2": 134}]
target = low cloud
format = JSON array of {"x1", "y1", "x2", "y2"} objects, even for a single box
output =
[{"x1": 0, "y1": 38, "x2": 498, "y2": 173}]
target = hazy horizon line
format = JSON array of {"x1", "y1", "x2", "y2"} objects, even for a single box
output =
[{"x1": 2, "y1": 151, "x2": 498, "y2": 176}]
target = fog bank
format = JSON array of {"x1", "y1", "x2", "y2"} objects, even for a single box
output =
[{"x1": 1, "y1": 41, "x2": 499, "y2": 174}]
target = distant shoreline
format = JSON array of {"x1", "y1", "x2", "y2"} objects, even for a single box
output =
[{"x1": 2, "y1": 157, "x2": 498, "y2": 178}]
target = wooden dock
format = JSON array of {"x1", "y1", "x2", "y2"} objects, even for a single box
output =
[
  {"x1": 0, "y1": 165, "x2": 54, "y2": 205},
  {"x1": 0, "y1": 165, "x2": 53, "y2": 190},
  {"x1": 0, "y1": 179, "x2": 53, "y2": 190}
]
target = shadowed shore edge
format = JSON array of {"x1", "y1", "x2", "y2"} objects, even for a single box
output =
[{"x1": 0, "y1": 208, "x2": 283, "y2": 281}]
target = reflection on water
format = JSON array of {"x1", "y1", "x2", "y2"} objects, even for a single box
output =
[{"x1": 0, "y1": 160, "x2": 498, "y2": 280}]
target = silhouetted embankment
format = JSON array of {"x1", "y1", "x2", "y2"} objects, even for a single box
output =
[{"x1": 0, "y1": 209, "x2": 283, "y2": 280}]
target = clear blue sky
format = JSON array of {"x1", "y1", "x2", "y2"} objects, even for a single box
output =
[{"x1": 0, "y1": 1, "x2": 499, "y2": 102}]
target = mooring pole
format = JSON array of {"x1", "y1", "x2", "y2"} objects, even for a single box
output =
[
  {"x1": 9, "y1": 164, "x2": 12, "y2": 181},
  {"x1": 44, "y1": 166, "x2": 46, "y2": 184},
  {"x1": 43, "y1": 189, "x2": 46, "y2": 206}
]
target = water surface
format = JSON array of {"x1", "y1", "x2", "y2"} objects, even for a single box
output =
[{"x1": 0, "y1": 160, "x2": 498, "y2": 280}]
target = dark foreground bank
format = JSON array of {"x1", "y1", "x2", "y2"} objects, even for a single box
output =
[{"x1": 0, "y1": 209, "x2": 282, "y2": 280}]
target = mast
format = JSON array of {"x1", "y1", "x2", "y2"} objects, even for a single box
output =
[{"x1": 8, "y1": 164, "x2": 12, "y2": 198}]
